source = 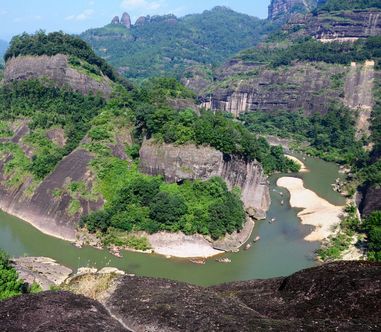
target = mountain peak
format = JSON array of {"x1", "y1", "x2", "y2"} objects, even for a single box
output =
[
  {"x1": 268, "y1": 0, "x2": 317, "y2": 20},
  {"x1": 121, "y1": 12, "x2": 132, "y2": 28}
]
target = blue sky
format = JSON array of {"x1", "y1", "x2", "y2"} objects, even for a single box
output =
[{"x1": 0, "y1": 0, "x2": 272, "y2": 40}]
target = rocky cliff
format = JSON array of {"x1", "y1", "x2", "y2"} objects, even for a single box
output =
[
  {"x1": 268, "y1": 0, "x2": 316, "y2": 20},
  {"x1": 286, "y1": 9, "x2": 381, "y2": 42},
  {"x1": 1, "y1": 261, "x2": 380, "y2": 331},
  {"x1": 139, "y1": 140, "x2": 270, "y2": 217},
  {"x1": 203, "y1": 62, "x2": 346, "y2": 117},
  {"x1": 4, "y1": 54, "x2": 113, "y2": 97}
]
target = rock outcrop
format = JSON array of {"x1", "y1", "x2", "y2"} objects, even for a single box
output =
[
  {"x1": 121, "y1": 12, "x2": 132, "y2": 28},
  {"x1": 139, "y1": 140, "x2": 270, "y2": 216},
  {"x1": 360, "y1": 185, "x2": 381, "y2": 217},
  {"x1": 268, "y1": 0, "x2": 316, "y2": 20},
  {"x1": 1, "y1": 261, "x2": 380, "y2": 331},
  {"x1": 0, "y1": 147, "x2": 101, "y2": 240},
  {"x1": 135, "y1": 16, "x2": 148, "y2": 26},
  {"x1": 203, "y1": 62, "x2": 346, "y2": 117},
  {"x1": 4, "y1": 54, "x2": 113, "y2": 97},
  {"x1": 286, "y1": 9, "x2": 381, "y2": 41},
  {"x1": 111, "y1": 16, "x2": 120, "y2": 24},
  {"x1": 345, "y1": 61, "x2": 375, "y2": 138},
  {"x1": 13, "y1": 257, "x2": 73, "y2": 291},
  {"x1": 0, "y1": 292, "x2": 129, "y2": 332}
]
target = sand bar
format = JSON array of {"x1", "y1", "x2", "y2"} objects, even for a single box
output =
[
  {"x1": 277, "y1": 177, "x2": 343, "y2": 241},
  {"x1": 285, "y1": 155, "x2": 308, "y2": 172},
  {"x1": 148, "y1": 232, "x2": 223, "y2": 258}
]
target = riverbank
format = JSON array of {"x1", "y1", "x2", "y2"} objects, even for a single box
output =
[
  {"x1": 285, "y1": 155, "x2": 308, "y2": 172},
  {"x1": 277, "y1": 177, "x2": 344, "y2": 242}
]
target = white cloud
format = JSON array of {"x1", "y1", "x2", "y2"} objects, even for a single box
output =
[
  {"x1": 0, "y1": 9, "x2": 8, "y2": 16},
  {"x1": 121, "y1": 0, "x2": 162, "y2": 11},
  {"x1": 65, "y1": 9, "x2": 94, "y2": 21}
]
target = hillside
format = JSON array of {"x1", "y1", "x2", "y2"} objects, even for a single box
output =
[
  {"x1": 190, "y1": 0, "x2": 381, "y2": 262},
  {"x1": 80, "y1": 7, "x2": 278, "y2": 80},
  {"x1": 0, "y1": 32, "x2": 297, "y2": 255}
]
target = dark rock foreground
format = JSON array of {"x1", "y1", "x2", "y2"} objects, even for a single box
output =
[{"x1": 0, "y1": 261, "x2": 380, "y2": 331}]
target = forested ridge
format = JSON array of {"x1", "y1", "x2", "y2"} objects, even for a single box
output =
[{"x1": 81, "y1": 7, "x2": 278, "y2": 80}]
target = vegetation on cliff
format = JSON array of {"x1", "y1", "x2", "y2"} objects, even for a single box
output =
[
  {"x1": 316, "y1": 0, "x2": 381, "y2": 11},
  {"x1": 4, "y1": 31, "x2": 116, "y2": 81},
  {"x1": 0, "y1": 79, "x2": 105, "y2": 180},
  {"x1": 240, "y1": 104, "x2": 363, "y2": 163},
  {"x1": 239, "y1": 36, "x2": 381, "y2": 69}
]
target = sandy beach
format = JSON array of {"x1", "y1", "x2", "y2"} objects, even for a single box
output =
[
  {"x1": 285, "y1": 155, "x2": 308, "y2": 172},
  {"x1": 277, "y1": 177, "x2": 343, "y2": 241},
  {"x1": 148, "y1": 232, "x2": 224, "y2": 258}
]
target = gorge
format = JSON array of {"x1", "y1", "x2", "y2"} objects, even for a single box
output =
[{"x1": 0, "y1": 0, "x2": 380, "y2": 330}]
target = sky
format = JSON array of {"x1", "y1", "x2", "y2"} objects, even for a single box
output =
[{"x1": 0, "y1": 0, "x2": 272, "y2": 41}]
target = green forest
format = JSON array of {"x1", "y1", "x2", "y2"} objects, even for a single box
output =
[
  {"x1": 240, "y1": 104, "x2": 363, "y2": 163},
  {"x1": 81, "y1": 7, "x2": 278, "y2": 79}
]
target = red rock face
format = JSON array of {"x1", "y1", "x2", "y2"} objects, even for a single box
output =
[
  {"x1": 4, "y1": 54, "x2": 112, "y2": 98},
  {"x1": 121, "y1": 12, "x2": 131, "y2": 28},
  {"x1": 111, "y1": 16, "x2": 120, "y2": 24}
]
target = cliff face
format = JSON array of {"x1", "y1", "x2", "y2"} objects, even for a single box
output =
[
  {"x1": 0, "y1": 122, "x2": 103, "y2": 240},
  {"x1": 1, "y1": 261, "x2": 380, "y2": 331},
  {"x1": 203, "y1": 62, "x2": 346, "y2": 117},
  {"x1": 0, "y1": 148, "x2": 101, "y2": 240},
  {"x1": 139, "y1": 140, "x2": 270, "y2": 216},
  {"x1": 4, "y1": 54, "x2": 113, "y2": 97},
  {"x1": 286, "y1": 9, "x2": 381, "y2": 41},
  {"x1": 344, "y1": 61, "x2": 375, "y2": 138},
  {"x1": 268, "y1": 0, "x2": 316, "y2": 20}
]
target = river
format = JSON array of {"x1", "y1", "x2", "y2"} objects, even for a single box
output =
[{"x1": 0, "y1": 154, "x2": 345, "y2": 286}]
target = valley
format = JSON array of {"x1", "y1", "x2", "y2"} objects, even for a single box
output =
[{"x1": 0, "y1": 0, "x2": 380, "y2": 330}]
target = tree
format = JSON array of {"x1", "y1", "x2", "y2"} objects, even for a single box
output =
[
  {"x1": 149, "y1": 192, "x2": 188, "y2": 230},
  {"x1": 0, "y1": 251, "x2": 23, "y2": 301}
]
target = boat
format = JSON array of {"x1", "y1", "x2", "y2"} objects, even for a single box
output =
[
  {"x1": 245, "y1": 243, "x2": 251, "y2": 250},
  {"x1": 189, "y1": 258, "x2": 206, "y2": 265},
  {"x1": 253, "y1": 236, "x2": 261, "y2": 242},
  {"x1": 216, "y1": 257, "x2": 231, "y2": 263}
]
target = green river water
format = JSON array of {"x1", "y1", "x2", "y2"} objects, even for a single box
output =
[{"x1": 0, "y1": 154, "x2": 346, "y2": 286}]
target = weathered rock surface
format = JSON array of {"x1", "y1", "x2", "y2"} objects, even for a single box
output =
[
  {"x1": 268, "y1": 0, "x2": 316, "y2": 20},
  {"x1": 121, "y1": 12, "x2": 132, "y2": 28},
  {"x1": 139, "y1": 140, "x2": 270, "y2": 214},
  {"x1": 0, "y1": 291, "x2": 129, "y2": 332},
  {"x1": 360, "y1": 184, "x2": 381, "y2": 217},
  {"x1": 0, "y1": 145, "x2": 102, "y2": 240},
  {"x1": 4, "y1": 54, "x2": 113, "y2": 97},
  {"x1": 345, "y1": 61, "x2": 375, "y2": 138},
  {"x1": 1, "y1": 261, "x2": 379, "y2": 331},
  {"x1": 13, "y1": 257, "x2": 73, "y2": 291},
  {"x1": 111, "y1": 16, "x2": 120, "y2": 24},
  {"x1": 203, "y1": 62, "x2": 346, "y2": 117},
  {"x1": 286, "y1": 9, "x2": 381, "y2": 41}
]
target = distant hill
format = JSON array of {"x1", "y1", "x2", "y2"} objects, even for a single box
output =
[
  {"x1": 81, "y1": 6, "x2": 278, "y2": 80},
  {"x1": 0, "y1": 39, "x2": 8, "y2": 65}
]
